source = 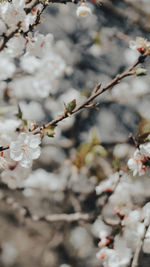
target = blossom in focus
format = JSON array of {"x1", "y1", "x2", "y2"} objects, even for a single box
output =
[
  {"x1": 127, "y1": 149, "x2": 146, "y2": 176},
  {"x1": 10, "y1": 133, "x2": 41, "y2": 168},
  {"x1": 76, "y1": 3, "x2": 92, "y2": 17},
  {"x1": 129, "y1": 37, "x2": 150, "y2": 53}
]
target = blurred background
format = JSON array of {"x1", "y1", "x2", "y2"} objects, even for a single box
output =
[{"x1": 0, "y1": 0, "x2": 150, "y2": 266}]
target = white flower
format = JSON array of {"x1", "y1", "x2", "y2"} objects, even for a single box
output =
[
  {"x1": 0, "y1": 119, "x2": 20, "y2": 137},
  {"x1": 129, "y1": 37, "x2": 150, "y2": 52},
  {"x1": 0, "y1": 53, "x2": 16, "y2": 81},
  {"x1": 0, "y1": 0, "x2": 26, "y2": 28},
  {"x1": 124, "y1": 210, "x2": 141, "y2": 228},
  {"x1": 127, "y1": 149, "x2": 146, "y2": 176},
  {"x1": 140, "y1": 142, "x2": 150, "y2": 157},
  {"x1": 10, "y1": 133, "x2": 41, "y2": 168},
  {"x1": 1, "y1": 164, "x2": 30, "y2": 189},
  {"x1": 96, "y1": 172, "x2": 120, "y2": 195},
  {"x1": 26, "y1": 32, "x2": 54, "y2": 58},
  {"x1": 6, "y1": 36, "x2": 25, "y2": 57},
  {"x1": 20, "y1": 55, "x2": 41, "y2": 74},
  {"x1": 21, "y1": 168, "x2": 67, "y2": 191},
  {"x1": 97, "y1": 237, "x2": 132, "y2": 267},
  {"x1": 76, "y1": 3, "x2": 92, "y2": 17}
]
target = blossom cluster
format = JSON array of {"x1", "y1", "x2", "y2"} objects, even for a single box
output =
[
  {"x1": 95, "y1": 171, "x2": 150, "y2": 266},
  {"x1": 0, "y1": 1, "x2": 149, "y2": 266},
  {"x1": 0, "y1": 0, "x2": 68, "y2": 187},
  {"x1": 0, "y1": 120, "x2": 41, "y2": 188}
]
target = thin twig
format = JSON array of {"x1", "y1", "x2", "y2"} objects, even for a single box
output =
[
  {"x1": 0, "y1": 52, "x2": 149, "y2": 152},
  {"x1": 43, "y1": 52, "x2": 148, "y2": 129},
  {"x1": 40, "y1": 212, "x2": 92, "y2": 222},
  {"x1": 0, "y1": 193, "x2": 92, "y2": 223}
]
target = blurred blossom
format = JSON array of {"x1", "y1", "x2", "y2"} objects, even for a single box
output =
[
  {"x1": 0, "y1": 0, "x2": 26, "y2": 29},
  {"x1": 124, "y1": 48, "x2": 139, "y2": 65},
  {"x1": 1, "y1": 242, "x2": 18, "y2": 266},
  {"x1": 19, "y1": 101, "x2": 45, "y2": 121},
  {"x1": 113, "y1": 144, "x2": 130, "y2": 158},
  {"x1": 6, "y1": 36, "x2": 25, "y2": 57},
  {"x1": 1, "y1": 164, "x2": 30, "y2": 189},
  {"x1": 21, "y1": 168, "x2": 68, "y2": 191},
  {"x1": 0, "y1": 52, "x2": 16, "y2": 81}
]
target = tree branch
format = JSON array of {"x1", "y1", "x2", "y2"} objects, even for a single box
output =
[
  {"x1": 0, "y1": 51, "x2": 149, "y2": 153},
  {"x1": 42, "y1": 52, "x2": 148, "y2": 129}
]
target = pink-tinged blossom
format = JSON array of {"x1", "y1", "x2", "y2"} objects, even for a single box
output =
[
  {"x1": 97, "y1": 237, "x2": 132, "y2": 267},
  {"x1": 10, "y1": 133, "x2": 41, "y2": 168},
  {"x1": 95, "y1": 172, "x2": 120, "y2": 195},
  {"x1": 26, "y1": 33, "x2": 54, "y2": 58},
  {"x1": 127, "y1": 149, "x2": 146, "y2": 176},
  {"x1": 129, "y1": 37, "x2": 150, "y2": 52}
]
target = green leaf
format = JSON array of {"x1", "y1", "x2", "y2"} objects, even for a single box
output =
[
  {"x1": 42, "y1": 125, "x2": 55, "y2": 137},
  {"x1": 136, "y1": 67, "x2": 147, "y2": 76},
  {"x1": 16, "y1": 105, "x2": 22, "y2": 119},
  {"x1": 92, "y1": 145, "x2": 108, "y2": 157},
  {"x1": 65, "y1": 99, "x2": 76, "y2": 114},
  {"x1": 90, "y1": 128, "x2": 100, "y2": 146},
  {"x1": 113, "y1": 156, "x2": 120, "y2": 171}
]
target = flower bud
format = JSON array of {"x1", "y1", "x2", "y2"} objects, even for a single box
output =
[{"x1": 76, "y1": 3, "x2": 92, "y2": 17}]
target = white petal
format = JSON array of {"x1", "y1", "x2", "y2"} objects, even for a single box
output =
[
  {"x1": 28, "y1": 134, "x2": 41, "y2": 148},
  {"x1": 18, "y1": 132, "x2": 28, "y2": 143},
  {"x1": 10, "y1": 141, "x2": 23, "y2": 161},
  {"x1": 31, "y1": 147, "x2": 41, "y2": 160},
  {"x1": 20, "y1": 152, "x2": 32, "y2": 168}
]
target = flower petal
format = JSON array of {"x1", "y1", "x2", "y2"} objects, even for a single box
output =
[{"x1": 10, "y1": 141, "x2": 23, "y2": 161}]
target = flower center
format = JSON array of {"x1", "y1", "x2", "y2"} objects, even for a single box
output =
[{"x1": 21, "y1": 144, "x2": 28, "y2": 152}]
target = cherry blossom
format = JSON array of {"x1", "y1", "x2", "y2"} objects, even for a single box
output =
[
  {"x1": 127, "y1": 149, "x2": 146, "y2": 176},
  {"x1": 129, "y1": 37, "x2": 150, "y2": 52},
  {"x1": 10, "y1": 133, "x2": 41, "y2": 168},
  {"x1": 0, "y1": 0, "x2": 26, "y2": 29}
]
